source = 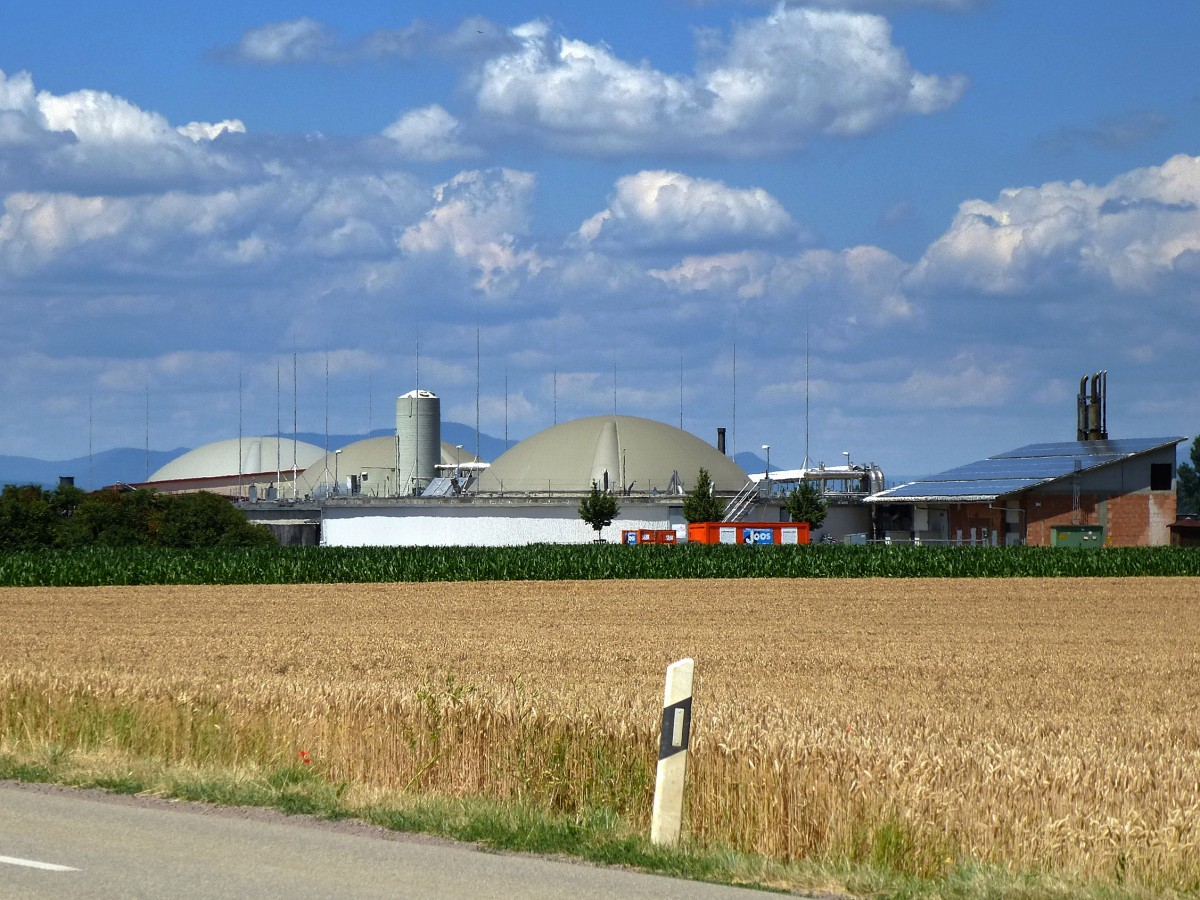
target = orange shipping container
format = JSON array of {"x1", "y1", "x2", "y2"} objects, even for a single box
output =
[
  {"x1": 621, "y1": 529, "x2": 681, "y2": 545},
  {"x1": 686, "y1": 522, "x2": 810, "y2": 545}
]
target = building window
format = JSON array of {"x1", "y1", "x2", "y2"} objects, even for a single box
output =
[{"x1": 1150, "y1": 463, "x2": 1173, "y2": 491}]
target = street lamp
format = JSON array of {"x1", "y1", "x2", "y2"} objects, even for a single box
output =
[
  {"x1": 842, "y1": 450, "x2": 850, "y2": 468},
  {"x1": 334, "y1": 449, "x2": 342, "y2": 494},
  {"x1": 455, "y1": 444, "x2": 463, "y2": 478},
  {"x1": 762, "y1": 444, "x2": 771, "y2": 481}
]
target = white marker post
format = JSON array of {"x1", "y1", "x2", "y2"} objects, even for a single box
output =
[{"x1": 650, "y1": 657, "x2": 694, "y2": 847}]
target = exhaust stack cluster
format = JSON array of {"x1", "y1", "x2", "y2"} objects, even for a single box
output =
[{"x1": 1076, "y1": 371, "x2": 1108, "y2": 441}]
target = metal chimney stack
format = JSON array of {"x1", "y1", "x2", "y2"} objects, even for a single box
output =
[{"x1": 1077, "y1": 371, "x2": 1108, "y2": 441}]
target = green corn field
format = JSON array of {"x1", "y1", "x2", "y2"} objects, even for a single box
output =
[{"x1": 0, "y1": 544, "x2": 1196, "y2": 587}]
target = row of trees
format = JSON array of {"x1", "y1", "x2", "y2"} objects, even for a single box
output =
[
  {"x1": 0, "y1": 484, "x2": 278, "y2": 550},
  {"x1": 578, "y1": 467, "x2": 828, "y2": 540}
]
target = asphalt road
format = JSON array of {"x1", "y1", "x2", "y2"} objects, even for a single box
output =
[{"x1": 1, "y1": 782, "x2": 785, "y2": 899}]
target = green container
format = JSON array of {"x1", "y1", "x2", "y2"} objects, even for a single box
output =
[{"x1": 1051, "y1": 525, "x2": 1104, "y2": 548}]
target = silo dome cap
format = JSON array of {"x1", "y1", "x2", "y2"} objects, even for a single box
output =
[{"x1": 400, "y1": 389, "x2": 438, "y2": 399}]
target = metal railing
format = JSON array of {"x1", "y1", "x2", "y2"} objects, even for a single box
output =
[{"x1": 722, "y1": 480, "x2": 759, "y2": 522}]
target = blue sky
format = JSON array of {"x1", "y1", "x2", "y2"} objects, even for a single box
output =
[{"x1": 1, "y1": 0, "x2": 1197, "y2": 478}]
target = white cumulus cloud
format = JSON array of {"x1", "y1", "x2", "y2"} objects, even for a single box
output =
[
  {"x1": 0, "y1": 68, "x2": 249, "y2": 190},
  {"x1": 473, "y1": 9, "x2": 966, "y2": 156},
  {"x1": 177, "y1": 119, "x2": 247, "y2": 142},
  {"x1": 648, "y1": 251, "x2": 772, "y2": 298},
  {"x1": 651, "y1": 244, "x2": 910, "y2": 326},
  {"x1": 578, "y1": 171, "x2": 798, "y2": 249},
  {"x1": 0, "y1": 171, "x2": 427, "y2": 278},
  {"x1": 398, "y1": 168, "x2": 546, "y2": 293},
  {"x1": 228, "y1": 18, "x2": 339, "y2": 64},
  {"x1": 895, "y1": 354, "x2": 1016, "y2": 410},
  {"x1": 910, "y1": 153, "x2": 1200, "y2": 294},
  {"x1": 752, "y1": 0, "x2": 978, "y2": 9},
  {"x1": 0, "y1": 70, "x2": 47, "y2": 146},
  {"x1": 224, "y1": 16, "x2": 513, "y2": 65},
  {"x1": 382, "y1": 105, "x2": 479, "y2": 161}
]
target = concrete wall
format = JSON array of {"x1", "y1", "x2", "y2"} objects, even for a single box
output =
[
  {"x1": 744, "y1": 500, "x2": 872, "y2": 542},
  {"x1": 321, "y1": 500, "x2": 686, "y2": 547}
]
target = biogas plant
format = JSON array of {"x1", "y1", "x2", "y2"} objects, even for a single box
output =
[
  {"x1": 144, "y1": 388, "x2": 883, "y2": 547},
  {"x1": 143, "y1": 372, "x2": 1187, "y2": 549}
]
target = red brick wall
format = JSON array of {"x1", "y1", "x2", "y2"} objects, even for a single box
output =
[
  {"x1": 1024, "y1": 493, "x2": 1098, "y2": 547},
  {"x1": 947, "y1": 504, "x2": 1004, "y2": 544},
  {"x1": 1105, "y1": 490, "x2": 1176, "y2": 546},
  {"x1": 1019, "y1": 490, "x2": 1175, "y2": 547}
]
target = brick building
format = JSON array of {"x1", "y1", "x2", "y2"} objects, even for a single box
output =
[{"x1": 865, "y1": 437, "x2": 1184, "y2": 547}]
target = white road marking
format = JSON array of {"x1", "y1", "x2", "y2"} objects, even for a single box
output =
[{"x1": 0, "y1": 854, "x2": 78, "y2": 872}]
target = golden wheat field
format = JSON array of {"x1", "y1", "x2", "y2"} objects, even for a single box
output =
[{"x1": 3, "y1": 577, "x2": 1200, "y2": 885}]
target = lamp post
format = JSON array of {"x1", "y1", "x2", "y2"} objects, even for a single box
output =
[
  {"x1": 762, "y1": 444, "x2": 771, "y2": 483},
  {"x1": 455, "y1": 444, "x2": 463, "y2": 478},
  {"x1": 842, "y1": 450, "x2": 850, "y2": 468},
  {"x1": 334, "y1": 449, "x2": 342, "y2": 494}
]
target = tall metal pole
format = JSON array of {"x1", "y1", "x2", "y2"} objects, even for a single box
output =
[
  {"x1": 292, "y1": 351, "x2": 298, "y2": 499},
  {"x1": 237, "y1": 370, "x2": 243, "y2": 500},
  {"x1": 144, "y1": 383, "x2": 150, "y2": 482},
  {"x1": 276, "y1": 363, "x2": 281, "y2": 493},
  {"x1": 476, "y1": 323, "x2": 481, "y2": 462},
  {"x1": 679, "y1": 351, "x2": 684, "y2": 432}
]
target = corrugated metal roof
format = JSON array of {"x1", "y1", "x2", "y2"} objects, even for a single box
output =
[{"x1": 866, "y1": 437, "x2": 1184, "y2": 503}]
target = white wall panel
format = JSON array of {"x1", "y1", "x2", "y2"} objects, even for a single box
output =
[{"x1": 321, "y1": 503, "x2": 676, "y2": 547}]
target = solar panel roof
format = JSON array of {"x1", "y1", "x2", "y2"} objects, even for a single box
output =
[
  {"x1": 873, "y1": 479, "x2": 1042, "y2": 501},
  {"x1": 867, "y1": 436, "x2": 1183, "y2": 503},
  {"x1": 926, "y1": 456, "x2": 1114, "y2": 482},
  {"x1": 992, "y1": 438, "x2": 1174, "y2": 459}
]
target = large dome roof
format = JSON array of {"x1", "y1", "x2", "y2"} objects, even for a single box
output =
[
  {"x1": 476, "y1": 415, "x2": 747, "y2": 494},
  {"x1": 149, "y1": 437, "x2": 325, "y2": 483}
]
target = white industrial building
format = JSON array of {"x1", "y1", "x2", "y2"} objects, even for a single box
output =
[{"x1": 147, "y1": 387, "x2": 878, "y2": 546}]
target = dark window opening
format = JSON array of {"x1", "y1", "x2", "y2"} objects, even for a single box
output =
[{"x1": 1150, "y1": 463, "x2": 1173, "y2": 491}]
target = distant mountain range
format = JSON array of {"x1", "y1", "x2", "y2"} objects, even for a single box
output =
[
  {"x1": 0, "y1": 447, "x2": 189, "y2": 491},
  {"x1": 0, "y1": 423, "x2": 774, "y2": 491}
]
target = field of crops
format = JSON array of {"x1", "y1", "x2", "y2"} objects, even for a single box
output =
[
  {"x1": 0, "y1": 544, "x2": 1198, "y2": 586},
  {"x1": 3, "y1": 577, "x2": 1199, "y2": 890}
]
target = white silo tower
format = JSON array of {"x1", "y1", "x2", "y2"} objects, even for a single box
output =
[{"x1": 396, "y1": 389, "x2": 440, "y2": 495}]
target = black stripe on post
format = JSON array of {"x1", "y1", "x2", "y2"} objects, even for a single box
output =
[{"x1": 658, "y1": 697, "x2": 692, "y2": 760}]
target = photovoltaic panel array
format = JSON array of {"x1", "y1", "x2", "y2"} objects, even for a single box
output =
[
  {"x1": 868, "y1": 437, "x2": 1183, "y2": 503},
  {"x1": 992, "y1": 439, "x2": 1172, "y2": 459}
]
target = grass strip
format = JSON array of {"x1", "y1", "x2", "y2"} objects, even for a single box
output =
[{"x1": 0, "y1": 747, "x2": 1183, "y2": 899}]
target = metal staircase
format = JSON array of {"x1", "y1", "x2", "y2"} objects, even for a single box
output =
[{"x1": 722, "y1": 479, "x2": 759, "y2": 522}]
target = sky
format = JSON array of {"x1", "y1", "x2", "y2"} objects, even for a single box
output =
[{"x1": 1, "y1": 0, "x2": 1197, "y2": 479}]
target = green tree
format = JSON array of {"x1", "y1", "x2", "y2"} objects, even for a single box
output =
[
  {"x1": 683, "y1": 468, "x2": 726, "y2": 523},
  {"x1": 158, "y1": 491, "x2": 278, "y2": 548},
  {"x1": 1179, "y1": 435, "x2": 1200, "y2": 515},
  {"x1": 59, "y1": 488, "x2": 165, "y2": 547},
  {"x1": 785, "y1": 480, "x2": 828, "y2": 530},
  {"x1": 578, "y1": 481, "x2": 619, "y2": 542},
  {"x1": 0, "y1": 485, "x2": 56, "y2": 549},
  {"x1": 0, "y1": 483, "x2": 87, "y2": 549}
]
